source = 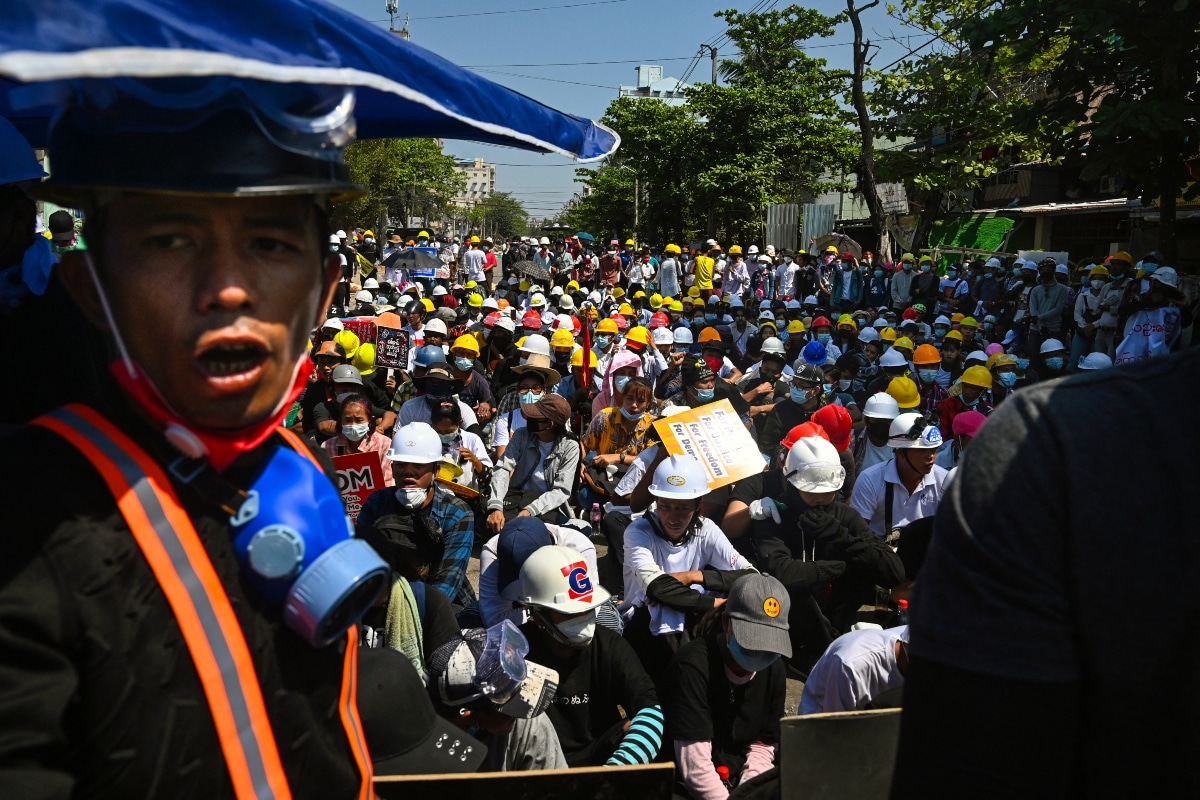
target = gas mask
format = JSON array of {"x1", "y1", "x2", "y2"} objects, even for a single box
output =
[{"x1": 229, "y1": 446, "x2": 389, "y2": 647}]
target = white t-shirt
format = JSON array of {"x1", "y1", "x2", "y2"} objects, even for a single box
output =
[
  {"x1": 799, "y1": 626, "x2": 907, "y2": 714},
  {"x1": 462, "y1": 247, "x2": 486, "y2": 280},
  {"x1": 849, "y1": 458, "x2": 950, "y2": 538},
  {"x1": 478, "y1": 524, "x2": 597, "y2": 627},
  {"x1": 440, "y1": 429, "x2": 493, "y2": 490},
  {"x1": 622, "y1": 517, "x2": 754, "y2": 634},
  {"x1": 492, "y1": 407, "x2": 526, "y2": 449},
  {"x1": 398, "y1": 397, "x2": 479, "y2": 429},
  {"x1": 859, "y1": 438, "x2": 892, "y2": 472},
  {"x1": 613, "y1": 444, "x2": 658, "y2": 510}
]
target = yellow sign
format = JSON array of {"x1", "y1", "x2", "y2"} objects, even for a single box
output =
[{"x1": 652, "y1": 399, "x2": 765, "y2": 490}]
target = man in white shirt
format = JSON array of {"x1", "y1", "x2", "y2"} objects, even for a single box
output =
[
  {"x1": 849, "y1": 412, "x2": 950, "y2": 539},
  {"x1": 800, "y1": 626, "x2": 908, "y2": 714},
  {"x1": 462, "y1": 237, "x2": 488, "y2": 287}
]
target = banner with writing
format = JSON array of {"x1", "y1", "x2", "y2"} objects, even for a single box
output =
[
  {"x1": 332, "y1": 451, "x2": 386, "y2": 523},
  {"x1": 652, "y1": 399, "x2": 765, "y2": 489}
]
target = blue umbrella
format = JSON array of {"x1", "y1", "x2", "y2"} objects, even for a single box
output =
[
  {"x1": 0, "y1": 0, "x2": 618, "y2": 161},
  {"x1": 576, "y1": 232, "x2": 596, "y2": 242}
]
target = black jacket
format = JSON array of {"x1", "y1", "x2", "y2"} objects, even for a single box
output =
[{"x1": 0, "y1": 396, "x2": 364, "y2": 799}]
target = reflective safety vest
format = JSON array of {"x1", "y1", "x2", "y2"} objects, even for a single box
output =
[{"x1": 33, "y1": 404, "x2": 372, "y2": 800}]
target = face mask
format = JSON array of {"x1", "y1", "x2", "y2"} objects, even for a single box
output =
[
  {"x1": 727, "y1": 634, "x2": 779, "y2": 673},
  {"x1": 1091, "y1": 279, "x2": 1106, "y2": 292},
  {"x1": 395, "y1": 487, "x2": 428, "y2": 509},
  {"x1": 874, "y1": 269, "x2": 883, "y2": 278},
  {"x1": 620, "y1": 406, "x2": 645, "y2": 422},
  {"x1": 519, "y1": 390, "x2": 542, "y2": 405},
  {"x1": 817, "y1": 333, "x2": 832, "y2": 345},
  {"x1": 329, "y1": 244, "x2": 340, "y2": 252},
  {"x1": 1045, "y1": 357, "x2": 1064, "y2": 371},
  {"x1": 553, "y1": 611, "x2": 597, "y2": 648},
  {"x1": 342, "y1": 423, "x2": 370, "y2": 441},
  {"x1": 963, "y1": 396, "x2": 979, "y2": 408},
  {"x1": 1141, "y1": 262, "x2": 1158, "y2": 275},
  {"x1": 1016, "y1": 358, "x2": 1031, "y2": 371},
  {"x1": 920, "y1": 264, "x2": 931, "y2": 272},
  {"x1": 695, "y1": 387, "x2": 715, "y2": 402},
  {"x1": 947, "y1": 270, "x2": 958, "y2": 279},
  {"x1": 790, "y1": 386, "x2": 810, "y2": 405},
  {"x1": 613, "y1": 375, "x2": 631, "y2": 392},
  {"x1": 983, "y1": 322, "x2": 994, "y2": 331},
  {"x1": 673, "y1": 345, "x2": 690, "y2": 354},
  {"x1": 784, "y1": 257, "x2": 793, "y2": 264},
  {"x1": 998, "y1": 371, "x2": 1017, "y2": 388},
  {"x1": 438, "y1": 431, "x2": 458, "y2": 444},
  {"x1": 704, "y1": 355, "x2": 723, "y2": 373},
  {"x1": 595, "y1": 335, "x2": 611, "y2": 349},
  {"x1": 919, "y1": 369, "x2": 938, "y2": 384},
  {"x1": 934, "y1": 327, "x2": 947, "y2": 338},
  {"x1": 364, "y1": 237, "x2": 374, "y2": 244},
  {"x1": 903, "y1": 264, "x2": 913, "y2": 272},
  {"x1": 335, "y1": 391, "x2": 354, "y2": 403},
  {"x1": 454, "y1": 356, "x2": 475, "y2": 372},
  {"x1": 822, "y1": 383, "x2": 833, "y2": 395},
  {"x1": 705, "y1": 313, "x2": 718, "y2": 323},
  {"x1": 837, "y1": 378, "x2": 852, "y2": 391},
  {"x1": 983, "y1": 272, "x2": 994, "y2": 280}
]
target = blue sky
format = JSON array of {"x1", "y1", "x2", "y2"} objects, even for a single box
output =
[{"x1": 329, "y1": 0, "x2": 919, "y2": 219}]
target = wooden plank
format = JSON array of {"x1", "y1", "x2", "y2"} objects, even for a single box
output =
[
  {"x1": 779, "y1": 709, "x2": 901, "y2": 800},
  {"x1": 373, "y1": 762, "x2": 674, "y2": 800}
]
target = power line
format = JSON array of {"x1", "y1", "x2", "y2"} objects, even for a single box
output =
[
  {"x1": 470, "y1": 68, "x2": 614, "y2": 90},
  {"x1": 366, "y1": 0, "x2": 633, "y2": 23},
  {"x1": 460, "y1": 55, "x2": 698, "y2": 68}
]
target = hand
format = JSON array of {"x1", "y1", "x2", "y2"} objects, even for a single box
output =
[
  {"x1": 711, "y1": 597, "x2": 727, "y2": 609},
  {"x1": 748, "y1": 498, "x2": 782, "y2": 524},
  {"x1": 592, "y1": 453, "x2": 621, "y2": 468},
  {"x1": 457, "y1": 447, "x2": 482, "y2": 470},
  {"x1": 385, "y1": 377, "x2": 397, "y2": 391},
  {"x1": 476, "y1": 401, "x2": 493, "y2": 422},
  {"x1": 487, "y1": 509, "x2": 506, "y2": 534},
  {"x1": 670, "y1": 350, "x2": 686, "y2": 365},
  {"x1": 756, "y1": 381, "x2": 775, "y2": 398},
  {"x1": 517, "y1": 509, "x2": 531, "y2": 518}
]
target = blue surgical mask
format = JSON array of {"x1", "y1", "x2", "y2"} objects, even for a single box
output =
[
  {"x1": 934, "y1": 327, "x2": 947, "y2": 338},
  {"x1": 873, "y1": 269, "x2": 883, "y2": 278},
  {"x1": 613, "y1": 375, "x2": 631, "y2": 392},
  {"x1": 727, "y1": 635, "x2": 779, "y2": 673},
  {"x1": 1016, "y1": 358, "x2": 1031, "y2": 371},
  {"x1": 984, "y1": 272, "x2": 994, "y2": 280},
  {"x1": 817, "y1": 333, "x2": 832, "y2": 345},
  {"x1": 519, "y1": 391, "x2": 541, "y2": 405},
  {"x1": 963, "y1": 396, "x2": 980, "y2": 408},
  {"x1": 1141, "y1": 262, "x2": 1158, "y2": 275},
  {"x1": 1045, "y1": 357, "x2": 1064, "y2": 371},
  {"x1": 620, "y1": 406, "x2": 645, "y2": 422},
  {"x1": 595, "y1": 335, "x2": 611, "y2": 349},
  {"x1": 695, "y1": 387, "x2": 715, "y2": 402},
  {"x1": 822, "y1": 383, "x2": 833, "y2": 395},
  {"x1": 998, "y1": 371, "x2": 1017, "y2": 388},
  {"x1": 705, "y1": 312, "x2": 718, "y2": 323},
  {"x1": 454, "y1": 357, "x2": 475, "y2": 372},
  {"x1": 919, "y1": 369, "x2": 939, "y2": 384},
  {"x1": 341, "y1": 423, "x2": 370, "y2": 442},
  {"x1": 438, "y1": 431, "x2": 458, "y2": 445},
  {"x1": 790, "y1": 386, "x2": 810, "y2": 404}
]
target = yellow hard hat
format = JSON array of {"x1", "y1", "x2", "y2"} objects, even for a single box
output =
[
  {"x1": 567, "y1": 280, "x2": 580, "y2": 291},
  {"x1": 333, "y1": 330, "x2": 360, "y2": 361},
  {"x1": 664, "y1": 243, "x2": 681, "y2": 254},
  {"x1": 961, "y1": 365, "x2": 993, "y2": 388},
  {"x1": 519, "y1": 279, "x2": 531, "y2": 292},
  {"x1": 363, "y1": 230, "x2": 374, "y2": 238},
  {"x1": 624, "y1": 238, "x2": 635, "y2": 246},
  {"x1": 633, "y1": 290, "x2": 647, "y2": 299},
  {"x1": 571, "y1": 348, "x2": 598, "y2": 368},
  {"x1": 420, "y1": 298, "x2": 435, "y2": 312},
  {"x1": 687, "y1": 286, "x2": 701, "y2": 299},
  {"x1": 880, "y1": 327, "x2": 897, "y2": 342},
  {"x1": 596, "y1": 318, "x2": 619, "y2": 335},
  {"x1": 950, "y1": 313, "x2": 965, "y2": 323},
  {"x1": 451, "y1": 334, "x2": 480, "y2": 356},
  {"x1": 787, "y1": 320, "x2": 806, "y2": 334},
  {"x1": 613, "y1": 287, "x2": 626, "y2": 298},
  {"x1": 900, "y1": 253, "x2": 915, "y2": 263},
  {"x1": 887, "y1": 376, "x2": 921, "y2": 409},
  {"x1": 618, "y1": 303, "x2": 636, "y2": 317},
  {"x1": 625, "y1": 326, "x2": 651, "y2": 346},
  {"x1": 649, "y1": 293, "x2": 663, "y2": 309},
  {"x1": 353, "y1": 342, "x2": 376, "y2": 376},
  {"x1": 913, "y1": 344, "x2": 941, "y2": 365},
  {"x1": 417, "y1": 230, "x2": 429, "y2": 239},
  {"x1": 469, "y1": 235, "x2": 480, "y2": 243},
  {"x1": 894, "y1": 336, "x2": 915, "y2": 352},
  {"x1": 943, "y1": 329, "x2": 963, "y2": 342},
  {"x1": 988, "y1": 353, "x2": 1017, "y2": 370},
  {"x1": 919, "y1": 254, "x2": 933, "y2": 264},
  {"x1": 728, "y1": 245, "x2": 743, "y2": 255},
  {"x1": 836, "y1": 313, "x2": 857, "y2": 330},
  {"x1": 668, "y1": 300, "x2": 684, "y2": 312},
  {"x1": 467, "y1": 294, "x2": 483, "y2": 308},
  {"x1": 824, "y1": 245, "x2": 839, "y2": 254},
  {"x1": 464, "y1": 280, "x2": 478, "y2": 289},
  {"x1": 550, "y1": 328, "x2": 575, "y2": 348},
  {"x1": 959, "y1": 316, "x2": 979, "y2": 328}
]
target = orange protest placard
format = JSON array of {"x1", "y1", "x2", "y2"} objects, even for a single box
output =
[{"x1": 652, "y1": 399, "x2": 765, "y2": 489}]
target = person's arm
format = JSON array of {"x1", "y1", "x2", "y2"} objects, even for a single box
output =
[
  {"x1": 628, "y1": 444, "x2": 670, "y2": 513},
  {"x1": 429, "y1": 499, "x2": 474, "y2": 603},
  {"x1": 1073, "y1": 292, "x2": 1090, "y2": 329},
  {"x1": 477, "y1": 536, "x2": 516, "y2": 627},
  {"x1": 486, "y1": 436, "x2": 517, "y2": 512},
  {"x1": 675, "y1": 740, "x2": 730, "y2": 800},
  {"x1": 604, "y1": 637, "x2": 664, "y2": 766},
  {"x1": 522, "y1": 439, "x2": 579, "y2": 518},
  {"x1": 740, "y1": 741, "x2": 778, "y2": 785},
  {"x1": 750, "y1": 519, "x2": 846, "y2": 588}
]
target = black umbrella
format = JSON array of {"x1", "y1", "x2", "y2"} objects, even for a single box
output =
[
  {"x1": 382, "y1": 248, "x2": 442, "y2": 272},
  {"x1": 512, "y1": 259, "x2": 551, "y2": 281}
]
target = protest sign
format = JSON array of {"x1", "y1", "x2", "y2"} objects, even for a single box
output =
[
  {"x1": 332, "y1": 451, "x2": 385, "y2": 523},
  {"x1": 375, "y1": 324, "x2": 410, "y2": 369},
  {"x1": 341, "y1": 317, "x2": 377, "y2": 348},
  {"x1": 652, "y1": 399, "x2": 764, "y2": 489},
  {"x1": 1115, "y1": 306, "x2": 1181, "y2": 364}
]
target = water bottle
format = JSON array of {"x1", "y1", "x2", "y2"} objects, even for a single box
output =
[
  {"x1": 890, "y1": 598, "x2": 909, "y2": 628},
  {"x1": 589, "y1": 502, "x2": 602, "y2": 534}
]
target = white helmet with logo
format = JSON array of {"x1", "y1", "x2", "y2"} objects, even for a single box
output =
[
  {"x1": 648, "y1": 455, "x2": 710, "y2": 500},
  {"x1": 888, "y1": 412, "x2": 943, "y2": 449},
  {"x1": 784, "y1": 436, "x2": 846, "y2": 493},
  {"x1": 509, "y1": 545, "x2": 611, "y2": 613},
  {"x1": 386, "y1": 422, "x2": 443, "y2": 463}
]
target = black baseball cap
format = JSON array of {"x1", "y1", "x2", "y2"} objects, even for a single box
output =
[{"x1": 358, "y1": 648, "x2": 487, "y2": 775}]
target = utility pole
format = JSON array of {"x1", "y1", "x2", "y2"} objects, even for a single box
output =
[
  {"x1": 699, "y1": 44, "x2": 719, "y2": 85},
  {"x1": 634, "y1": 176, "x2": 639, "y2": 244}
]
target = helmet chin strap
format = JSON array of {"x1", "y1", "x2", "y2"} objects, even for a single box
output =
[{"x1": 84, "y1": 251, "x2": 137, "y2": 380}]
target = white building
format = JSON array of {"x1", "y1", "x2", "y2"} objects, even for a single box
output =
[
  {"x1": 452, "y1": 157, "x2": 496, "y2": 209},
  {"x1": 618, "y1": 64, "x2": 691, "y2": 106}
]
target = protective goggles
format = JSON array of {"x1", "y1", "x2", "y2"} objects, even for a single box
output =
[{"x1": 784, "y1": 462, "x2": 846, "y2": 492}]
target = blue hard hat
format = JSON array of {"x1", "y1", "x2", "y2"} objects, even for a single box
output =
[
  {"x1": 0, "y1": 115, "x2": 47, "y2": 186},
  {"x1": 802, "y1": 340, "x2": 827, "y2": 366},
  {"x1": 414, "y1": 344, "x2": 447, "y2": 368}
]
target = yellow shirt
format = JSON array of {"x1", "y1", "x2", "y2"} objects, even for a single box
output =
[{"x1": 694, "y1": 256, "x2": 714, "y2": 290}]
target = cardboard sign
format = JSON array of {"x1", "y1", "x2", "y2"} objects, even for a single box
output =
[
  {"x1": 332, "y1": 451, "x2": 386, "y2": 523},
  {"x1": 652, "y1": 399, "x2": 765, "y2": 489},
  {"x1": 375, "y1": 325, "x2": 410, "y2": 369},
  {"x1": 342, "y1": 316, "x2": 378, "y2": 348},
  {"x1": 411, "y1": 245, "x2": 440, "y2": 278},
  {"x1": 1017, "y1": 250, "x2": 1070, "y2": 266}
]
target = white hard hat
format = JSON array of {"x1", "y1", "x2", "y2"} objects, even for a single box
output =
[
  {"x1": 1078, "y1": 352, "x2": 1114, "y2": 370},
  {"x1": 879, "y1": 349, "x2": 908, "y2": 368},
  {"x1": 558, "y1": 295, "x2": 576, "y2": 310},
  {"x1": 539, "y1": 236, "x2": 551, "y2": 245},
  {"x1": 747, "y1": 245, "x2": 759, "y2": 254},
  {"x1": 888, "y1": 412, "x2": 943, "y2": 450},
  {"x1": 759, "y1": 299, "x2": 772, "y2": 310},
  {"x1": 784, "y1": 437, "x2": 846, "y2": 493},
  {"x1": 1055, "y1": 263, "x2": 1070, "y2": 275},
  {"x1": 965, "y1": 350, "x2": 989, "y2": 365},
  {"x1": 652, "y1": 327, "x2": 674, "y2": 346},
  {"x1": 933, "y1": 315, "x2": 951, "y2": 326},
  {"x1": 321, "y1": 318, "x2": 344, "y2": 331},
  {"x1": 873, "y1": 317, "x2": 888, "y2": 328},
  {"x1": 588, "y1": 291, "x2": 603, "y2": 305},
  {"x1": 785, "y1": 299, "x2": 801, "y2": 310},
  {"x1": 550, "y1": 285, "x2": 564, "y2": 296},
  {"x1": 541, "y1": 310, "x2": 557, "y2": 327},
  {"x1": 673, "y1": 327, "x2": 694, "y2": 345},
  {"x1": 1039, "y1": 338, "x2": 1066, "y2": 354},
  {"x1": 984, "y1": 257, "x2": 1002, "y2": 268},
  {"x1": 728, "y1": 295, "x2": 744, "y2": 308},
  {"x1": 329, "y1": 234, "x2": 341, "y2": 244},
  {"x1": 509, "y1": 545, "x2": 611, "y2": 613},
  {"x1": 424, "y1": 318, "x2": 448, "y2": 335},
  {"x1": 529, "y1": 293, "x2": 546, "y2": 308},
  {"x1": 482, "y1": 297, "x2": 499, "y2": 311},
  {"x1": 758, "y1": 311, "x2": 776, "y2": 323},
  {"x1": 761, "y1": 337, "x2": 786, "y2": 355},
  {"x1": 519, "y1": 334, "x2": 551, "y2": 357},
  {"x1": 495, "y1": 316, "x2": 516, "y2": 334},
  {"x1": 354, "y1": 290, "x2": 373, "y2": 303},
  {"x1": 803, "y1": 295, "x2": 819, "y2": 305},
  {"x1": 363, "y1": 278, "x2": 379, "y2": 289},
  {"x1": 335, "y1": 230, "x2": 347, "y2": 239},
  {"x1": 1152, "y1": 266, "x2": 1180, "y2": 289},
  {"x1": 432, "y1": 285, "x2": 448, "y2": 296},
  {"x1": 397, "y1": 295, "x2": 414, "y2": 308},
  {"x1": 757, "y1": 254, "x2": 773, "y2": 263},
  {"x1": 648, "y1": 455, "x2": 710, "y2": 500},
  {"x1": 858, "y1": 327, "x2": 881, "y2": 343},
  {"x1": 555, "y1": 313, "x2": 574, "y2": 330},
  {"x1": 863, "y1": 392, "x2": 901, "y2": 420},
  {"x1": 386, "y1": 422, "x2": 443, "y2": 463}
]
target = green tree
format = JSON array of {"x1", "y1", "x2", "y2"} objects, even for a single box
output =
[
  {"x1": 473, "y1": 192, "x2": 528, "y2": 240},
  {"x1": 335, "y1": 138, "x2": 464, "y2": 232}
]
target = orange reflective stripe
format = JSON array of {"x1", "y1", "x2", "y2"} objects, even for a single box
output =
[
  {"x1": 34, "y1": 405, "x2": 293, "y2": 800},
  {"x1": 275, "y1": 427, "x2": 323, "y2": 471},
  {"x1": 339, "y1": 627, "x2": 373, "y2": 799}
]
